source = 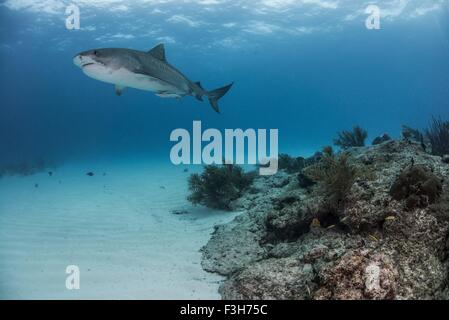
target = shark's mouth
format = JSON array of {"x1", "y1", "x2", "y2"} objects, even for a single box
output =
[{"x1": 81, "y1": 62, "x2": 95, "y2": 67}]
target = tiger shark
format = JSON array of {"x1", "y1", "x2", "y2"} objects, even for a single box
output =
[{"x1": 73, "y1": 44, "x2": 233, "y2": 113}]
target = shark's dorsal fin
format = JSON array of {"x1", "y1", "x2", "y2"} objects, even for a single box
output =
[{"x1": 148, "y1": 44, "x2": 166, "y2": 62}]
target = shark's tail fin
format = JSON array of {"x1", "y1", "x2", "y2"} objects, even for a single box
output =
[{"x1": 207, "y1": 82, "x2": 233, "y2": 113}]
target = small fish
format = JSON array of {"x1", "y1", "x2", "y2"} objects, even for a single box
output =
[
  {"x1": 340, "y1": 216, "x2": 349, "y2": 222},
  {"x1": 171, "y1": 210, "x2": 189, "y2": 215},
  {"x1": 34, "y1": 183, "x2": 39, "y2": 188},
  {"x1": 326, "y1": 224, "x2": 336, "y2": 230},
  {"x1": 385, "y1": 216, "x2": 396, "y2": 221},
  {"x1": 369, "y1": 234, "x2": 379, "y2": 242},
  {"x1": 48, "y1": 171, "x2": 53, "y2": 176},
  {"x1": 311, "y1": 218, "x2": 321, "y2": 227},
  {"x1": 86, "y1": 172, "x2": 94, "y2": 176}
]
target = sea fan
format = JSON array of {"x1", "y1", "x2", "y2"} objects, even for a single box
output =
[
  {"x1": 425, "y1": 116, "x2": 449, "y2": 156},
  {"x1": 334, "y1": 126, "x2": 368, "y2": 149}
]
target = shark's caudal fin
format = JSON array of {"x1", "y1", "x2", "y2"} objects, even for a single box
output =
[{"x1": 207, "y1": 82, "x2": 233, "y2": 113}]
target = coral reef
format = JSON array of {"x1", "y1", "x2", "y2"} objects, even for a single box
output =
[
  {"x1": 333, "y1": 126, "x2": 368, "y2": 149},
  {"x1": 425, "y1": 117, "x2": 449, "y2": 157},
  {"x1": 297, "y1": 173, "x2": 315, "y2": 189},
  {"x1": 401, "y1": 125, "x2": 424, "y2": 142},
  {"x1": 372, "y1": 133, "x2": 391, "y2": 145},
  {"x1": 443, "y1": 155, "x2": 449, "y2": 164},
  {"x1": 313, "y1": 249, "x2": 398, "y2": 300},
  {"x1": 187, "y1": 164, "x2": 255, "y2": 210},
  {"x1": 390, "y1": 165, "x2": 442, "y2": 210},
  {"x1": 201, "y1": 139, "x2": 449, "y2": 300},
  {"x1": 277, "y1": 154, "x2": 306, "y2": 173},
  {"x1": 303, "y1": 151, "x2": 357, "y2": 209}
]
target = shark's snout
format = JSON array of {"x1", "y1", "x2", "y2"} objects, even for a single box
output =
[
  {"x1": 73, "y1": 52, "x2": 98, "y2": 68},
  {"x1": 73, "y1": 54, "x2": 83, "y2": 67}
]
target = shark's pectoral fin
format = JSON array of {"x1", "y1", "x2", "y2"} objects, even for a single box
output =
[{"x1": 115, "y1": 85, "x2": 126, "y2": 96}]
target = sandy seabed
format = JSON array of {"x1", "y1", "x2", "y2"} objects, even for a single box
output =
[{"x1": 0, "y1": 161, "x2": 237, "y2": 299}]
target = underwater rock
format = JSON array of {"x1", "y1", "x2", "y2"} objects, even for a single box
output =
[
  {"x1": 202, "y1": 139, "x2": 449, "y2": 300},
  {"x1": 442, "y1": 155, "x2": 449, "y2": 164},
  {"x1": 201, "y1": 216, "x2": 267, "y2": 276},
  {"x1": 381, "y1": 210, "x2": 449, "y2": 299},
  {"x1": 265, "y1": 206, "x2": 311, "y2": 243},
  {"x1": 297, "y1": 172, "x2": 315, "y2": 189},
  {"x1": 372, "y1": 133, "x2": 391, "y2": 145},
  {"x1": 306, "y1": 151, "x2": 323, "y2": 166},
  {"x1": 219, "y1": 230, "x2": 357, "y2": 299},
  {"x1": 201, "y1": 173, "x2": 293, "y2": 275},
  {"x1": 428, "y1": 190, "x2": 449, "y2": 222},
  {"x1": 390, "y1": 165, "x2": 442, "y2": 210},
  {"x1": 220, "y1": 257, "x2": 315, "y2": 300},
  {"x1": 314, "y1": 249, "x2": 398, "y2": 300},
  {"x1": 230, "y1": 172, "x2": 292, "y2": 211},
  {"x1": 277, "y1": 154, "x2": 306, "y2": 173}
]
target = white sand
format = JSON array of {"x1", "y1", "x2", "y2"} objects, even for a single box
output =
[{"x1": 0, "y1": 161, "x2": 238, "y2": 299}]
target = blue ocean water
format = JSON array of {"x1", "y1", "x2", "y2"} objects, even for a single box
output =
[{"x1": 0, "y1": 0, "x2": 448, "y2": 164}]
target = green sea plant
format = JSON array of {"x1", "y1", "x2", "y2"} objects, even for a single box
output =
[
  {"x1": 304, "y1": 150, "x2": 357, "y2": 208},
  {"x1": 390, "y1": 165, "x2": 442, "y2": 210},
  {"x1": 333, "y1": 126, "x2": 368, "y2": 149},
  {"x1": 372, "y1": 133, "x2": 391, "y2": 145},
  {"x1": 401, "y1": 125, "x2": 423, "y2": 142},
  {"x1": 187, "y1": 164, "x2": 255, "y2": 210},
  {"x1": 277, "y1": 154, "x2": 306, "y2": 173},
  {"x1": 425, "y1": 117, "x2": 449, "y2": 156},
  {"x1": 322, "y1": 146, "x2": 334, "y2": 157}
]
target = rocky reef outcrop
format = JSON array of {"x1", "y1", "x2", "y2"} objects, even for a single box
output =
[{"x1": 201, "y1": 140, "x2": 449, "y2": 300}]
